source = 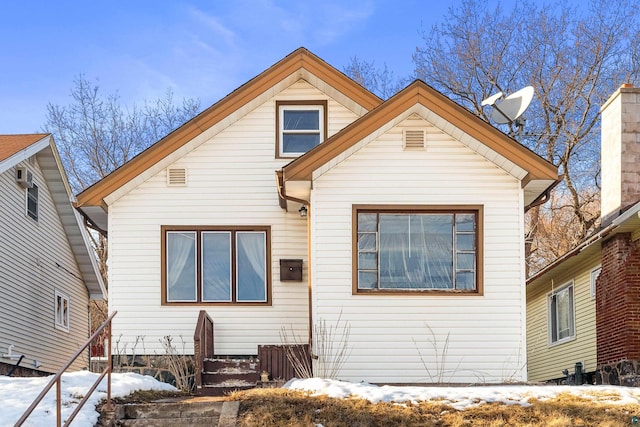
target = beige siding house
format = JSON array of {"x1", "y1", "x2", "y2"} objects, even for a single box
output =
[
  {"x1": 77, "y1": 48, "x2": 558, "y2": 384},
  {"x1": 0, "y1": 134, "x2": 106, "y2": 375},
  {"x1": 526, "y1": 84, "x2": 640, "y2": 386}
]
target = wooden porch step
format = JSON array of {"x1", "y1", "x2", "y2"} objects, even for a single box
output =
[{"x1": 197, "y1": 357, "x2": 260, "y2": 396}]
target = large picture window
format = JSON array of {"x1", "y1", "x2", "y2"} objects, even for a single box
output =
[
  {"x1": 276, "y1": 100, "x2": 327, "y2": 158},
  {"x1": 162, "y1": 226, "x2": 270, "y2": 304},
  {"x1": 353, "y1": 206, "x2": 482, "y2": 294},
  {"x1": 549, "y1": 282, "x2": 575, "y2": 344}
]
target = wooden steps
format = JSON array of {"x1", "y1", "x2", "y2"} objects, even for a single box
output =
[{"x1": 197, "y1": 357, "x2": 260, "y2": 396}]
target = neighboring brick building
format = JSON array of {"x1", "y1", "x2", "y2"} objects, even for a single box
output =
[{"x1": 527, "y1": 84, "x2": 640, "y2": 386}]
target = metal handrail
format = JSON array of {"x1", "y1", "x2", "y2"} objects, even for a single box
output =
[{"x1": 15, "y1": 311, "x2": 117, "y2": 427}]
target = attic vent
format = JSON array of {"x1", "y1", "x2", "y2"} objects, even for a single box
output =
[
  {"x1": 403, "y1": 129, "x2": 426, "y2": 150},
  {"x1": 167, "y1": 168, "x2": 187, "y2": 186}
]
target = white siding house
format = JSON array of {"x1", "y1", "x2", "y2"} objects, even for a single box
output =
[
  {"x1": 0, "y1": 134, "x2": 106, "y2": 375},
  {"x1": 76, "y1": 48, "x2": 558, "y2": 384}
]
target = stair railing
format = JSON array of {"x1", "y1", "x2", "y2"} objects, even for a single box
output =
[
  {"x1": 193, "y1": 310, "x2": 214, "y2": 392},
  {"x1": 15, "y1": 311, "x2": 117, "y2": 427}
]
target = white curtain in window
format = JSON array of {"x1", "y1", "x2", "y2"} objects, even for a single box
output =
[
  {"x1": 556, "y1": 287, "x2": 573, "y2": 339},
  {"x1": 236, "y1": 232, "x2": 266, "y2": 301},
  {"x1": 167, "y1": 232, "x2": 196, "y2": 301}
]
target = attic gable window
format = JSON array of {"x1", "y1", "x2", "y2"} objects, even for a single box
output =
[
  {"x1": 276, "y1": 100, "x2": 327, "y2": 158},
  {"x1": 353, "y1": 205, "x2": 483, "y2": 295}
]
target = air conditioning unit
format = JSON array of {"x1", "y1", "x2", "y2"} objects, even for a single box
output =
[{"x1": 15, "y1": 167, "x2": 33, "y2": 188}]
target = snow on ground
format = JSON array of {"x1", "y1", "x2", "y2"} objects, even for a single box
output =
[
  {"x1": 284, "y1": 378, "x2": 640, "y2": 411},
  {"x1": 3, "y1": 374, "x2": 640, "y2": 427},
  {"x1": 0, "y1": 371, "x2": 176, "y2": 427}
]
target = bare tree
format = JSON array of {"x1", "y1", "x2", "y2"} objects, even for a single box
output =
[
  {"x1": 44, "y1": 76, "x2": 200, "y2": 325},
  {"x1": 45, "y1": 75, "x2": 200, "y2": 193},
  {"x1": 413, "y1": 0, "x2": 640, "y2": 272},
  {"x1": 343, "y1": 56, "x2": 407, "y2": 99}
]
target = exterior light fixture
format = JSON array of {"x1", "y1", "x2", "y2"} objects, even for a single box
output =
[{"x1": 298, "y1": 205, "x2": 308, "y2": 218}]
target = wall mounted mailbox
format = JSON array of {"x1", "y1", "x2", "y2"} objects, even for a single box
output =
[{"x1": 280, "y1": 259, "x2": 303, "y2": 282}]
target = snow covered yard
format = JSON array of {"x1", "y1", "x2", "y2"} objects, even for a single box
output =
[
  {"x1": 2, "y1": 374, "x2": 640, "y2": 426},
  {"x1": 0, "y1": 371, "x2": 175, "y2": 427},
  {"x1": 233, "y1": 379, "x2": 640, "y2": 427},
  {"x1": 284, "y1": 378, "x2": 640, "y2": 409}
]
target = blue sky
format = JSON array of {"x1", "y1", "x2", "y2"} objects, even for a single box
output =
[{"x1": 0, "y1": 1, "x2": 508, "y2": 133}]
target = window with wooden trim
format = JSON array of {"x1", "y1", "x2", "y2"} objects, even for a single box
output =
[
  {"x1": 54, "y1": 290, "x2": 70, "y2": 332},
  {"x1": 27, "y1": 183, "x2": 38, "y2": 221},
  {"x1": 162, "y1": 226, "x2": 270, "y2": 304},
  {"x1": 549, "y1": 282, "x2": 575, "y2": 344},
  {"x1": 354, "y1": 206, "x2": 482, "y2": 294},
  {"x1": 276, "y1": 101, "x2": 327, "y2": 158}
]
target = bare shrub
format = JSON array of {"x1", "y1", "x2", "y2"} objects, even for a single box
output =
[
  {"x1": 280, "y1": 312, "x2": 351, "y2": 380},
  {"x1": 159, "y1": 335, "x2": 195, "y2": 392},
  {"x1": 413, "y1": 324, "x2": 462, "y2": 384},
  {"x1": 279, "y1": 327, "x2": 313, "y2": 379}
]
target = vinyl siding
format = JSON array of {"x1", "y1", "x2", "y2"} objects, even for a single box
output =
[
  {"x1": 526, "y1": 252, "x2": 599, "y2": 382},
  {"x1": 310, "y1": 116, "x2": 527, "y2": 383},
  {"x1": 108, "y1": 81, "x2": 363, "y2": 354},
  {"x1": 0, "y1": 157, "x2": 89, "y2": 373}
]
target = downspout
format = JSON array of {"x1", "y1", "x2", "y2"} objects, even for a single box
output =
[{"x1": 275, "y1": 170, "x2": 314, "y2": 349}]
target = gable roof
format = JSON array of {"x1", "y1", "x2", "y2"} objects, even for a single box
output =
[
  {"x1": 0, "y1": 134, "x2": 106, "y2": 299},
  {"x1": 0, "y1": 134, "x2": 50, "y2": 171},
  {"x1": 280, "y1": 80, "x2": 559, "y2": 208},
  {"x1": 75, "y1": 48, "x2": 382, "y2": 212}
]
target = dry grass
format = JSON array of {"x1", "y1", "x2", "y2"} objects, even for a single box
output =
[{"x1": 229, "y1": 388, "x2": 639, "y2": 427}]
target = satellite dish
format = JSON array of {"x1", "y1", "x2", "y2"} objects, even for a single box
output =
[
  {"x1": 489, "y1": 86, "x2": 534, "y2": 124},
  {"x1": 481, "y1": 91, "x2": 503, "y2": 107}
]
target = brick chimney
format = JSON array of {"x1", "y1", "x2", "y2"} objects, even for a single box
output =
[
  {"x1": 596, "y1": 83, "x2": 640, "y2": 386},
  {"x1": 600, "y1": 83, "x2": 640, "y2": 222}
]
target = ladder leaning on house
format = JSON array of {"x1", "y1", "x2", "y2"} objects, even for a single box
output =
[{"x1": 14, "y1": 311, "x2": 117, "y2": 427}]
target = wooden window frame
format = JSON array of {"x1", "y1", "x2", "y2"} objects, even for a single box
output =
[
  {"x1": 54, "y1": 289, "x2": 70, "y2": 332},
  {"x1": 352, "y1": 205, "x2": 484, "y2": 296},
  {"x1": 161, "y1": 225, "x2": 272, "y2": 306},
  {"x1": 275, "y1": 100, "x2": 327, "y2": 159},
  {"x1": 548, "y1": 281, "x2": 576, "y2": 346},
  {"x1": 26, "y1": 183, "x2": 38, "y2": 221}
]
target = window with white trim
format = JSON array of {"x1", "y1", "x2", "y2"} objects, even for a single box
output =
[
  {"x1": 354, "y1": 207, "x2": 481, "y2": 293},
  {"x1": 590, "y1": 266, "x2": 601, "y2": 299},
  {"x1": 277, "y1": 101, "x2": 326, "y2": 157},
  {"x1": 549, "y1": 282, "x2": 575, "y2": 344},
  {"x1": 54, "y1": 290, "x2": 70, "y2": 331},
  {"x1": 162, "y1": 226, "x2": 270, "y2": 304},
  {"x1": 27, "y1": 183, "x2": 38, "y2": 221}
]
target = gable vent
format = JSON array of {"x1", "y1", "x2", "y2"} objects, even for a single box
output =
[
  {"x1": 403, "y1": 129, "x2": 426, "y2": 150},
  {"x1": 167, "y1": 168, "x2": 187, "y2": 186}
]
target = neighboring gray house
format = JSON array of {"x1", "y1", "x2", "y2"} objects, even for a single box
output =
[{"x1": 0, "y1": 134, "x2": 105, "y2": 375}]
